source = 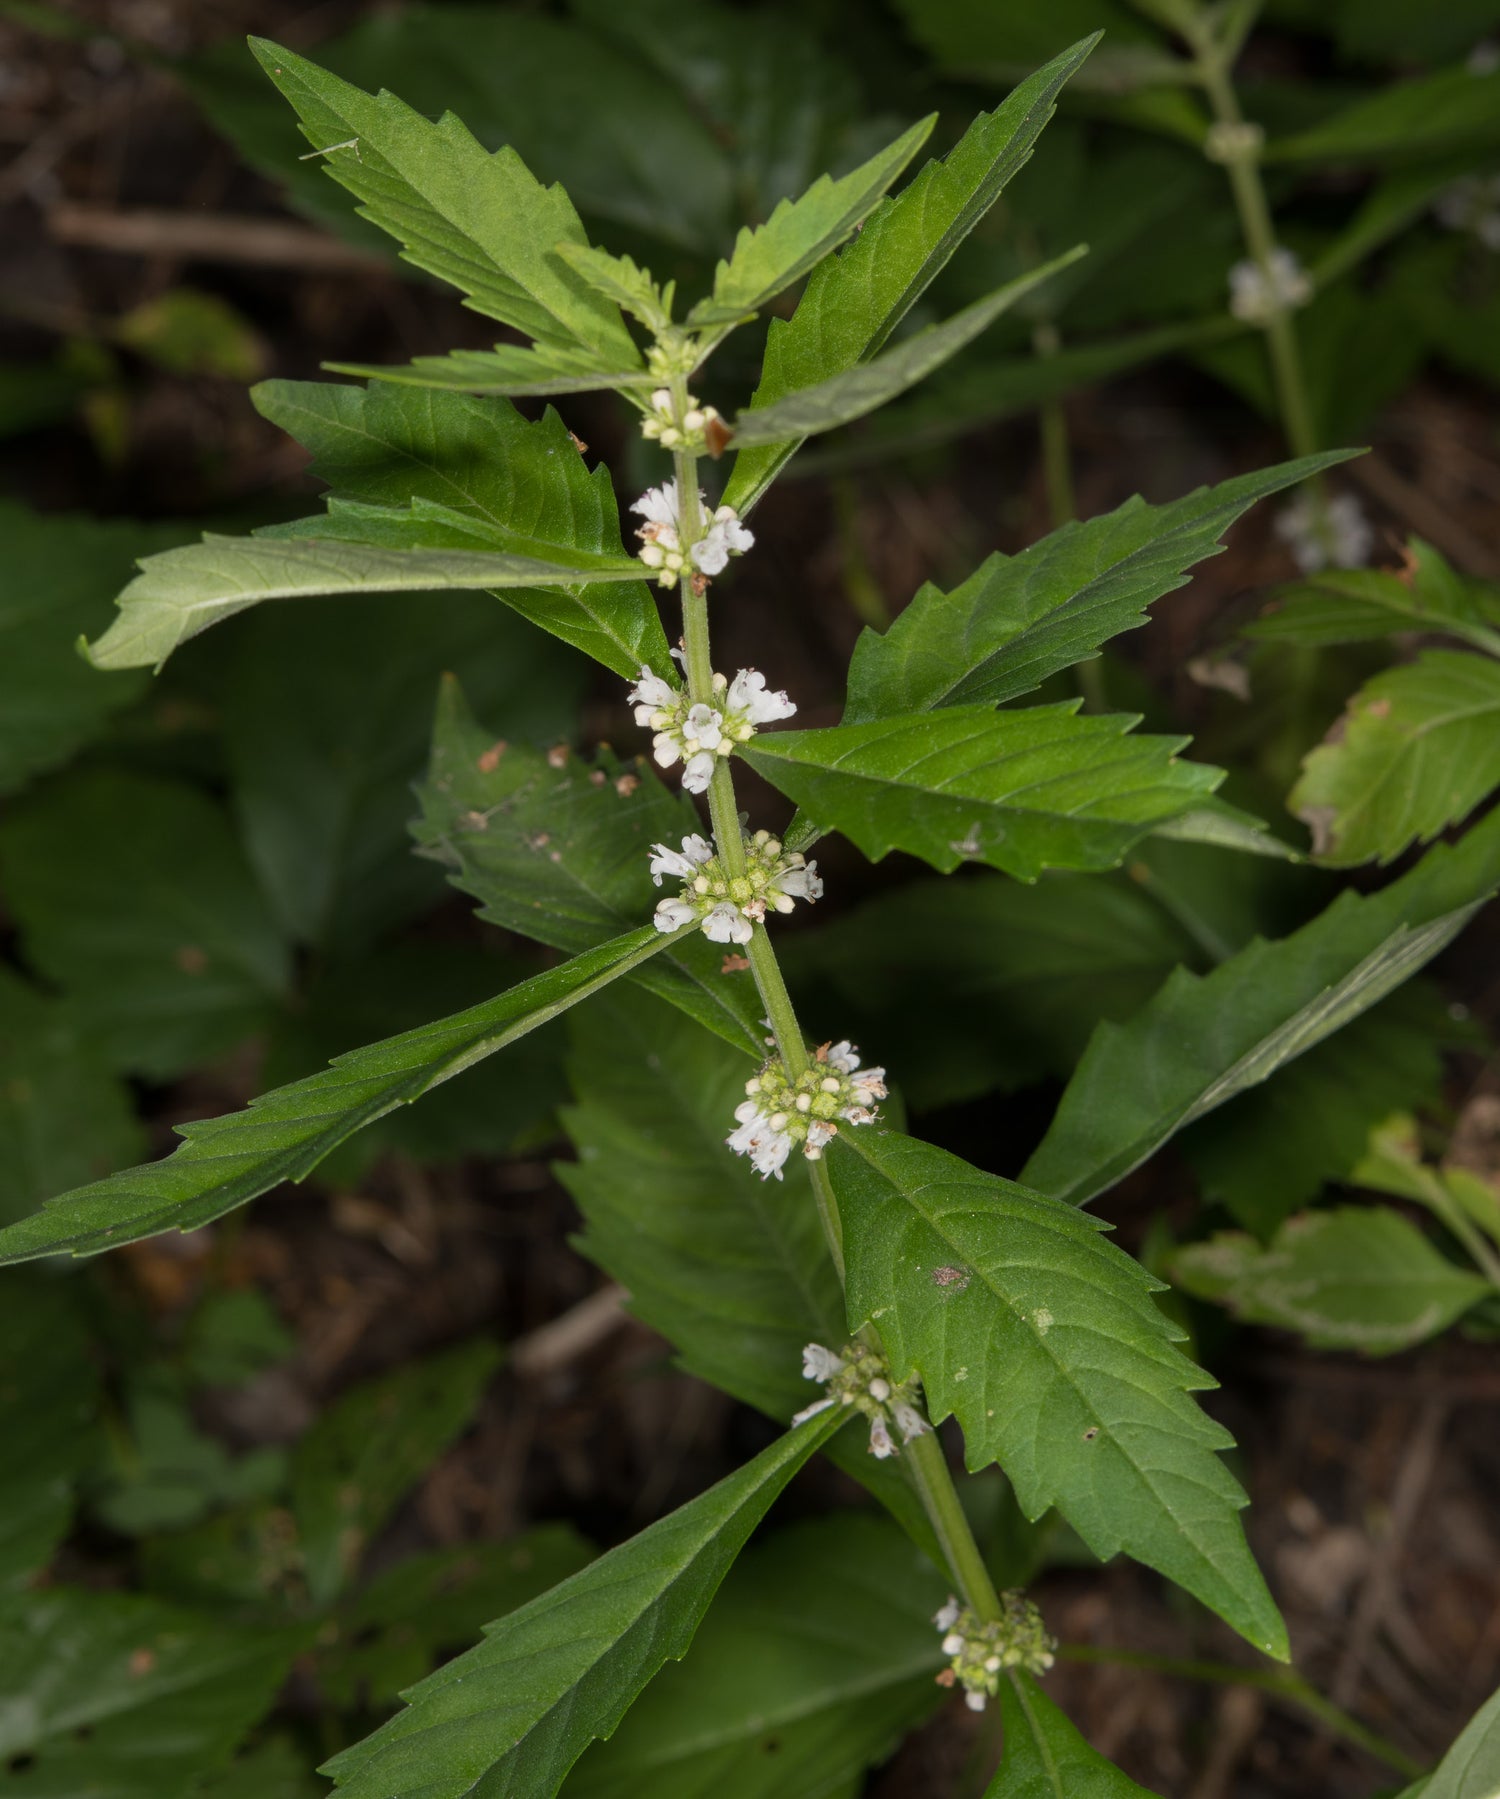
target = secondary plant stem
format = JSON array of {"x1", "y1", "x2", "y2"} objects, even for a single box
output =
[{"x1": 671, "y1": 429, "x2": 1003, "y2": 1623}]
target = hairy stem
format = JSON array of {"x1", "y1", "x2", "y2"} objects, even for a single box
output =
[{"x1": 668, "y1": 423, "x2": 1002, "y2": 1621}]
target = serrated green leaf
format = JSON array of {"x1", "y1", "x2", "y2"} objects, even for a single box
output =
[
  {"x1": 0, "y1": 502, "x2": 191, "y2": 795},
  {"x1": 692, "y1": 115, "x2": 935, "y2": 325},
  {"x1": 727, "y1": 253, "x2": 1084, "y2": 448},
  {"x1": 321, "y1": 1412, "x2": 845, "y2": 1799},
  {"x1": 988, "y1": 1671, "x2": 1162, "y2": 1797},
  {"x1": 412, "y1": 676, "x2": 764, "y2": 1056},
  {"x1": 564, "y1": 1513, "x2": 947, "y2": 1799},
  {"x1": 0, "y1": 968, "x2": 142, "y2": 1227},
  {"x1": 1173, "y1": 1208, "x2": 1492, "y2": 1356},
  {"x1": 1022, "y1": 805, "x2": 1500, "y2": 1207},
  {"x1": 85, "y1": 534, "x2": 644, "y2": 675},
  {"x1": 0, "y1": 771, "x2": 291, "y2": 1080},
  {"x1": 829, "y1": 1128, "x2": 1286, "y2": 1657},
  {"x1": 0, "y1": 1272, "x2": 100, "y2": 1591},
  {"x1": 742, "y1": 704, "x2": 1221, "y2": 882},
  {"x1": 554, "y1": 245, "x2": 671, "y2": 331},
  {"x1": 329, "y1": 344, "x2": 655, "y2": 399},
  {"x1": 844, "y1": 456, "x2": 1352, "y2": 721},
  {"x1": 322, "y1": 1528, "x2": 595, "y2": 1710},
  {"x1": 293, "y1": 1339, "x2": 502, "y2": 1605},
  {"x1": 1180, "y1": 985, "x2": 1458, "y2": 1236},
  {"x1": 0, "y1": 1588, "x2": 303, "y2": 1799},
  {"x1": 0, "y1": 925, "x2": 672, "y2": 1268},
  {"x1": 1246, "y1": 542, "x2": 1500, "y2": 653},
  {"x1": 248, "y1": 38, "x2": 640, "y2": 367},
  {"x1": 1291, "y1": 651, "x2": 1500, "y2": 866},
  {"x1": 786, "y1": 868, "x2": 1199, "y2": 1110},
  {"x1": 252, "y1": 380, "x2": 669, "y2": 679},
  {"x1": 1410, "y1": 1679, "x2": 1500, "y2": 1799},
  {"x1": 722, "y1": 38, "x2": 1098, "y2": 514},
  {"x1": 1266, "y1": 64, "x2": 1500, "y2": 165},
  {"x1": 218, "y1": 589, "x2": 581, "y2": 952}
]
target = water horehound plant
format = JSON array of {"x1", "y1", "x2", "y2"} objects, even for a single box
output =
[{"x1": 10, "y1": 26, "x2": 1500, "y2": 1799}]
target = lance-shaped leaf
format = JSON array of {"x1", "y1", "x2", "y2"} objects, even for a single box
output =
[
  {"x1": 725, "y1": 253, "x2": 1084, "y2": 448},
  {"x1": 0, "y1": 925, "x2": 671, "y2": 1267},
  {"x1": 328, "y1": 344, "x2": 656, "y2": 398},
  {"x1": 84, "y1": 536, "x2": 644, "y2": 673},
  {"x1": 1023, "y1": 804, "x2": 1500, "y2": 1207},
  {"x1": 843, "y1": 454, "x2": 1352, "y2": 721},
  {"x1": 690, "y1": 115, "x2": 935, "y2": 326},
  {"x1": 723, "y1": 37, "x2": 1098, "y2": 514},
  {"x1": 1246, "y1": 544, "x2": 1500, "y2": 653},
  {"x1": 1265, "y1": 63, "x2": 1500, "y2": 166},
  {"x1": 248, "y1": 38, "x2": 640, "y2": 369},
  {"x1": 565, "y1": 1513, "x2": 947, "y2": 1799},
  {"x1": 987, "y1": 1672, "x2": 1163, "y2": 1798},
  {"x1": 321, "y1": 1411, "x2": 845, "y2": 1799},
  {"x1": 252, "y1": 380, "x2": 669, "y2": 679},
  {"x1": 413, "y1": 677, "x2": 764, "y2": 1056},
  {"x1": 1172, "y1": 1210, "x2": 1492, "y2": 1357},
  {"x1": 742, "y1": 704, "x2": 1221, "y2": 883},
  {"x1": 1290, "y1": 650, "x2": 1500, "y2": 866},
  {"x1": 829, "y1": 1128, "x2": 1286, "y2": 1658}
]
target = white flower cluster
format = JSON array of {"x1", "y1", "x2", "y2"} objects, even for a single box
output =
[
  {"x1": 1434, "y1": 173, "x2": 1500, "y2": 251},
  {"x1": 1274, "y1": 490, "x2": 1373, "y2": 573},
  {"x1": 792, "y1": 1341, "x2": 930, "y2": 1459},
  {"x1": 933, "y1": 1593, "x2": 1056, "y2": 1712},
  {"x1": 631, "y1": 481, "x2": 753, "y2": 588},
  {"x1": 641, "y1": 387, "x2": 724, "y2": 453},
  {"x1": 728, "y1": 1040, "x2": 885, "y2": 1179},
  {"x1": 1227, "y1": 247, "x2": 1312, "y2": 324},
  {"x1": 626, "y1": 665, "x2": 795, "y2": 793},
  {"x1": 650, "y1": 828, "x2": 821, "y2": 945}
]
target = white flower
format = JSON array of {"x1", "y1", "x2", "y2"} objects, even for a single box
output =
[
  {"x1": 1275, "y1": 491, "x2": 1373, "y2": 573},
  {"x1": 682, "y1": 703, "x2": 724, "y2": 753},
  {"x1": 691, "y1": 505, "x2": 755, "y2": 575},
  {"x1": 1434, "y1": 173, "x2": 1500, "y2": 250},
  {"x1": 802, "y1": 1344, "x2": 846, "y2": 1382},
  {"x1": 627, "y1": 666, "x2": 678, "y2": 727},
  {"x1": 1468, "y1": 40, "x2": 1500, "y2": 73},
  {"x1": 1228, "y1": 247, "x2": 1312, "y2": 324},
  {"x1": 648, "y1": 835, "x2": 713, "y2": 885},
  {"x1": 681, "y1": 750, "x2": 717, "y2": 793},
  {"x1": 726, "y1": 667, "x2": 795, "y2": 725},
  {"x1": 771, "y1": 859, "x2": 822, "y2": 906},
  {"x1": 653, "y1": 895, "x2": 698, "y2": 934},
  {"x1": 893, "y1": 1399, "x2": 932, "y2": 1445},
  {"x1": 729, "y1": 1100, "x2": 796, "y2": 1181},
  {"x1": 934, "y1": 1598, "x2": 962, "y2": 1634},
  {"x1": 701, "y1": 902, "x2": 753, "y2": 945},
  {"x1": 631, "y1": 481, "x2": 681, "y2": 533},
  {"x1": 869, "y1": 1415, "x2": 896, "y2": 1458},
  {"x1": 791, "y1": 1338, "x2": 929, "y2": 1457},
  {"x1": 965, "y1": 1691, "x2": 988, "y2": 1713}
]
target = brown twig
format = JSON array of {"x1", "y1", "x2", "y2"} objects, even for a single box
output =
[{"x1": 47, "y1": 201, "x2": 389, "y2": 272}]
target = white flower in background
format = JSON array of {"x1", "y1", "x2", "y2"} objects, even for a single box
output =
[
  {"x1": 727, "y1": 1039, "x2": 885, "y2": 1179},
  {"x1": 640, "y1": 386, "x2": 725, "y2": 453},
  {"x1": 1468, "y1": 40, "x2": 1500, "y2": 73},
  {"x1": 649, "y1": 828, "x2": 822, "y2": 943},
  {"x1": 1227, "y1": 247, "x2": 1312, "y2": 324},
  {"x1": 792, "y1": 1339, "x2": 931, "y2": 1459},
  {"x1": 629, "y1": 482, "x2": 753, "y2": 587},
  {"x1": 1434, "y1": 173, "x2": 1500, "y2": 250},
  {"x1": 1274, "y1": 491, "x2": 1373, "y2": 573},
  {"x1": 932, "y1": 1593, "x2": 1056, "y2": 1712},
  {"x1": 624, "y1": 663, "x2": 791, "y2": 794}
]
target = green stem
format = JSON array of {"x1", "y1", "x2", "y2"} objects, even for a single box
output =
[
  {"x1": 1059, "y1": 1646, "x2": 1425, "y2": 1779},
  {"x1": 1032, "y1": 323, "x2": 1076, "y2": 530},
  {"x1": 664, "y1": 400, "x2": 1002, "y2": 1624}
]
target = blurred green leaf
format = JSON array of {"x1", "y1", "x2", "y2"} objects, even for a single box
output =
[
  {"x1": 988, "y1": 1671, "x2": 1162, "y2": 1796},
  {"x1": 564, "y1": 1513, "x2": 947, "y2": 1799},
  {"x1": 182, "y1": 1290, "x2": 296, "y2": 1390},
  {"x1": 888, "y1": 0, "x2": 1169, "y2": 87},
  {"x1": 0, "y1": 1588, "x2": 304, "y2": 1799},
  {"x1": 115, "y1": 288, "x2": 266, "y2": 382},
  {"x1": 194, "y1": 1737, "x2": 327, "y2": 1799},
  {"x1": 843, "y1": 457, "x2": 1348, "y2": 720},
  {"x1": 321, "y1": 1413, "x2": 845, "y2": 1799},
  {"x1": 321, "y1": 1528, "x2": 595, "y2": 1710},
  {"x1": 412, "y1": 677, "x2": 765, "y2": 1057},
  {"x1": 0, "y1": 501, "x2": 189, "y2": 795},
  {"x1": 829, "y1": 1128, "x2": 1286, "y2": 1658},
  {"x1": 1332, "y1": 0, "x2": 1500, "y2": 65},
  {"x1": 1290, "y1": 650, "x2": 1500, "y2": 865},
  {"x1": 1173, "y1": 1208, "x2": 1492, "y2": 1354},
  {"x1": 0, "y1": 355, "x2": 93, "y2": 439},
  {"x1": 1266, "y1": 65, "x2": 1500, "y2": 163},
  {"x1": 1023, "y1": 805, "x2": 1500, "y2": 1206},
  {"x1": 0, "y1": 968, "x2": 142, "y2": 1227},
  {"x1": 0, "y1": 925, "x2": 672, "y2": 1267},
  {"x1": 0, "y1": 770, "x2": 291, "y2": 1079},
  {"x1": 723, "y1": 38, "x2": 1098, "y2": 513},
  {"x1": 744, "y1": 704, "x2": 1222, "y2": 882},
  {"x1": 1402, "y1": 1676, "x2": 1500, "y2": 1799},
  {"x1": 1246, "y1": 540, "x2": 1500, "y2": 652},
  {"x1": 0, "y1": 1271, "x2": 100, "y2": 1590},
  {"x1": 292, "y1": 1339, "x2": 502, "y2": 1606}
]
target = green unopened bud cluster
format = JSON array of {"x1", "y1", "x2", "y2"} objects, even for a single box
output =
[
  {"x1": 650, "y1": 828, "x2": 821, "y2": 947},
  {"x1": 728, "y1": 1038, "x2": 886, "y2": 1178},
  {"x1": 933, "y1": 1592, "x2": 1056, "y2": 1712}
]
